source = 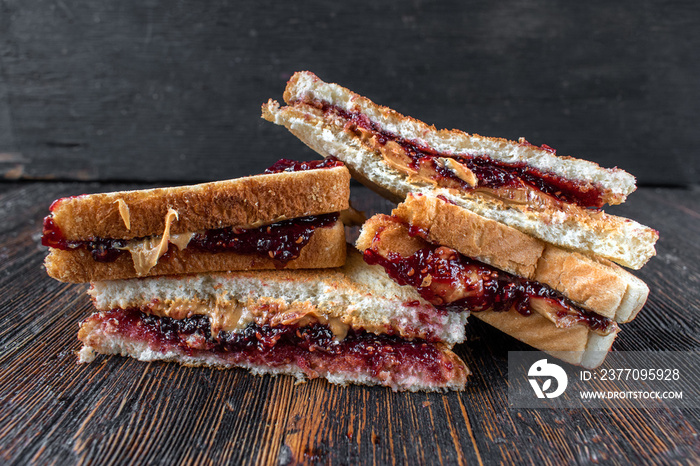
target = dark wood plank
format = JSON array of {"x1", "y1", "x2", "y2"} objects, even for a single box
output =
[
  {"x1": 0, "y1": 182, "x2": 698, "y2": 464},
  {"x1": 1, "y1": 2, "x2": 699, "y2": 185}
]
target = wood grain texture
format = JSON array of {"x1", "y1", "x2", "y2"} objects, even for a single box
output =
[
  {"x1": 0, "y1": 1, "x2": 699, "y2": 185},
  {"x1": 1, "y1": 183, "x2": 699, "y2": 464}
]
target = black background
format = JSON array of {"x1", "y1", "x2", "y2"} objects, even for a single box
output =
[{"x1": 1, "y1": 0, "x2": 698, "y2": 185}]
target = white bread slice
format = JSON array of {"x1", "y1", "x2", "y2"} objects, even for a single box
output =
[
  {"x1": 48, "y1": 164, "x2": 350, "y2": 241},
  {"x1": 472, "y1": 311, "x2": 616, "y2": 369},
  {"x1": 88, "y1": 248, "x2": 469, "y2": 346},
  {"x1": 262, "y1": 73, "x2": 658, "y2": 269},
  {"x1": 390, "y1": 193, "x2": 649, "y2": 322}
]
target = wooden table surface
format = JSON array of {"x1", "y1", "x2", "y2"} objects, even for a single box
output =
[{"x1": 1, "y1": 182, "x2": 698, "y2": 465}]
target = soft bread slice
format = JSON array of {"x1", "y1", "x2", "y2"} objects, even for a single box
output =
[
  {"x1": 274, "y1": 71, "x2": 635, "y2": 204},
  {"x1": 78, "y1": 316, "x2": 467, "y2": 392},
  {"x1": 49, "y1": 165, "x2": 350, "y2": 241},
  {"x1": 390, "y1": 194, "x2": 649, "y2": 322},
  {"x1": 262, "y1": 74, "x2": 658, "y2": 269},
  {"x1": 45, "y1": 220, "x2": 347, "y2": 283},
  {"x1": 473, "y1": 311, "x2": 616, "y2": 369},
  {"x1": 88, "y1": 248, "x2": 469, "y2": 345}
]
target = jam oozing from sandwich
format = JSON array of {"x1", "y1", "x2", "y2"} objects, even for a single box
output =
[
  {"x1": 42, "y1": 216, "x2": 128, "y2": 262},
  {"x1": 363, "y1": 234, "x2": 614, "y2": 334},
  {"x1": 42, "y1": 213, "x2": 339, "y2": 266},
  {"x1": 90, "y1": 309, "x2": 462, "y2": 386},
  {"x1": 317, "y1": 103, "x2": 605, "y2": 209},
  {"x1": 264, "y1": 156, "x2": 344, "y2": 174}
]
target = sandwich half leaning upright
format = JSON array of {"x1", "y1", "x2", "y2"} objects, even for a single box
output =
[
  {"x1": 356, "y1": 193, "x2": 649, "y2": 368},
  {"x1": 263, "y1": 72, "x2": 658, "y2": 367}
]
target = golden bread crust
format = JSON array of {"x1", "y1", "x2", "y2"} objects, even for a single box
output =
[
  {"x1": 394, "y1": 194, "x2": 545, "y2": 278},
  {"x1": 45, "y1": 221, "x2": 346, "y2": 282},
  {"x1": 471, "y1": 311, "x2": 616, "y2": 368},
  {"x1": 49, "y1": 166, "x2": 350, "y2": 241}
]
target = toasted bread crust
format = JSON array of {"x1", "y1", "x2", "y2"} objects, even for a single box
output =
[
  {"x1": 394, "y1": 194, "x2": 546, "y2": 278},
  {"x1": 390, "y1": 194, "x2": 649, "y2": 320},
  {"x1": 45, "y1": 221, "x2": 346, "y2": 282},
  {"x1": 277, "y1": 71, "x2": 636, "y2": 204},
  {"x1": 49, "y1": 166, "x2": 350, "y2": 241},
  {"x1": 356, "y1": 210, "x2": 648, "y2": 322},
  {"x1": 471, "y1": 311, "x2": 616, "y2": 368},
  {"x1": 263, "y1": 99, "x2": 658, "y2": 269}
]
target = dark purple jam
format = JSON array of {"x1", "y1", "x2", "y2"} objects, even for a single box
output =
[
  {"x1": 188, "y1": 213, "x2": 339, "y2": 264},
  {"x1": 97, "y1": 309, "x2": 457, "y2": 383},
  {"x1": 362, "y1": 235, "x2": 613, "y2": 333},
  {"x1": 264, "y1": 157, "x2": 344, "y2": 174},
  {"x1": 319, "y1": 103, "x2": 604, "y2": 209},
  {"x1": 41, "y1": 216, "x2": 68, "y2": 249},
  {"x1": 41, "y1": 216, "x2": 127, "y2": 262},
  {"x1": 42, "y1": 213, "x2": 339, "y2": 266}
]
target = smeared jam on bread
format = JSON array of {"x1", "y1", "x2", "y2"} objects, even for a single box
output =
[
  {"x1": 264, "y1": 156, "x2": 344, "y2": 173},
  {"x1": 84, "y1": 309, "x2": 465, "y2": 386}
]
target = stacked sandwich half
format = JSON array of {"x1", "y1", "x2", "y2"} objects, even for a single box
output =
[
  {"x1": 263, "y1": 71, "x2": 658, "y2": 368},
  {"x1": 43, "y1": 159, "x2": 469, "y2": 391}
]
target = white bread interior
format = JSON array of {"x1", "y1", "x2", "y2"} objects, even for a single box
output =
[{"x1": 89, "y1": 248, "x2": 469, "y2": 346}]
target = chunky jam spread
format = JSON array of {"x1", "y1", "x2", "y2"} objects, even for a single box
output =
[
  {"x1": 42, "y1": 213, "x2": 339, "y2": 265},
  {"x1": 94, "y1": 309, "x2": 459, "y2": 384},
  {"x1": 363, "y1": 232, "x2": 615, "y2": 334},
  {"x1": 264, "y1": 156, "x2": 344, "y2": 174},
  {"x1": 188, "y1": 213, "x2": 338, "y2": 263},
  {"x1": 314, "y1": 103, "x2": 605, "y2": 209}
]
